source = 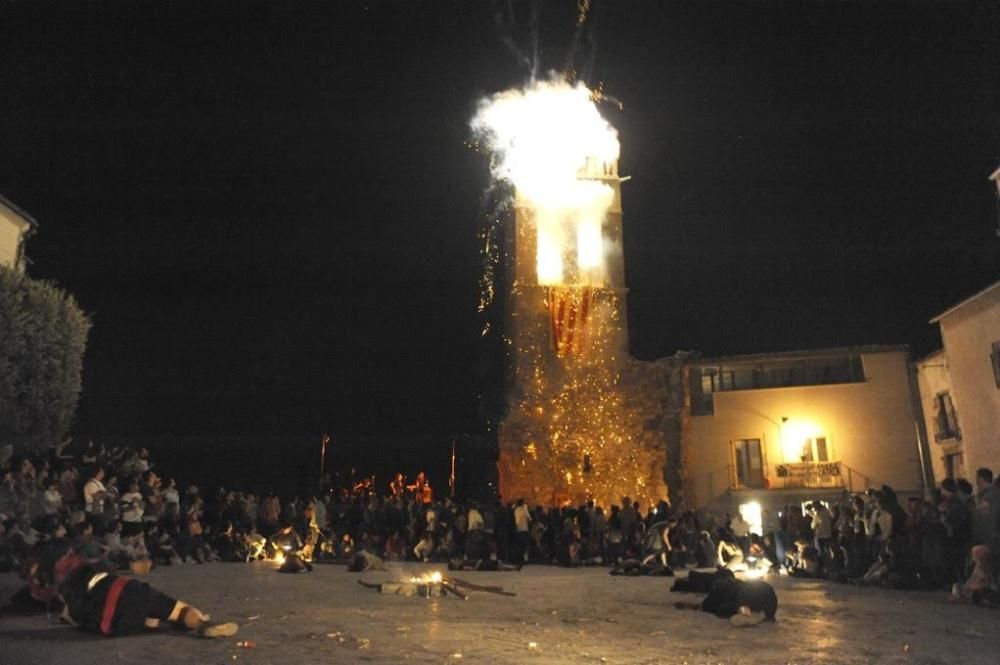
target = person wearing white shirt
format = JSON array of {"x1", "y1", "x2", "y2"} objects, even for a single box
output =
[
  {"x1": 513, "y1": 499, "x2": 532, "y2": 562},
  {"x1": 120, "y1": 480, "x2": 145, "y2": 531},
  {"x1": 467, "y1": 505, "x2": 484, "y2": 531},
  {"x1": 83, "y1": 468, "x2": 107, "y2": 515},
  {"x1": 43, "y1": 481, "x2": 63, "y2": 515}
]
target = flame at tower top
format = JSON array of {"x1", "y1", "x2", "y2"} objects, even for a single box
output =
[{"x1": 472, "y1": 76, "x2": 622, "y2": 287}]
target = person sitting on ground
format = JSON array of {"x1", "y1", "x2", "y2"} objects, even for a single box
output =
[
  {"x1": 717, "y1": 530, "x2": 745, "y2": 570},
  {"x1": 950, "y1": 545, "x2": 999, "y2": 606},
  {"x1": 745, "y1": 534, "x2": 773, "y2": 575},
  {"x1": 58, "y1": 562, "x2": 238, "y2": 638},
  {"x1": 277, "y1": 552, "x2": 313, "y2": 573},
  {"x1": 383, "y1": 529, "x2": 405, "y2": 561},
  {"x1": 269, "y1": 520, "x2": 304, "y2": 560},
  {"x1": 414, "y1": 531, "x2": 434, "y2": 562},
  {"x1": 695, "y1": 530, "x2": 716, "y2": 568},
  {"x1": 786, "y1": 539, "x2": 820, "y2": 577}
]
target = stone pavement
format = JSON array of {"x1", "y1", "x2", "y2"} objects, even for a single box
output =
[{"x1": 2, "y1": 562, "x2": 998, "y2": 665}]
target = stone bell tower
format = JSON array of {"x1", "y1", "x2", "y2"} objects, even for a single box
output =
[
  {"x1": 504, "y1": 157, "x2": 629, "y2": 395},
  {"x1": 496, "y1": 155, "x2": 671, "y2": 509}
]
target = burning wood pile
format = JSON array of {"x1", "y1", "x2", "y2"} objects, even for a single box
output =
[{"x1": 357, "y1": 571, "x2": 515, "y2": 600}]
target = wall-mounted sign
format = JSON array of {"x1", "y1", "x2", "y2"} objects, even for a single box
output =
[{"x1": 775, "y1": 461, "x2": 841, "y2": 479}]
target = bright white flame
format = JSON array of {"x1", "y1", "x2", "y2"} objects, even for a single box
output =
[
  {"x1": 739, "y1": 501, "x2": 763, "y2": 537},
  {"x1": 537, "y1": 227, "x2": 564, "y2": 285},
  {"x1": 472, "y1": 75, "x2": 619, "y2": 286},
  {"x1": 576, "y1": 217, "x2": 603, "y2": 271},
  {"x1": 780, "y1": 420, "x2": 822, "y2": 462},
  {"x1": 408, "y1": 571, "x2": 444, "y2": 584}
]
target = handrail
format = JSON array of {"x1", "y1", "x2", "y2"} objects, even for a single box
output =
[{"x1": 690, "y1": 461, "x2": 880, "y2": 500}]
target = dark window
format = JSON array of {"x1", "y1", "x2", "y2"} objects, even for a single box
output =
[
  {"x1": 814, "y1": 437, "x2": 829, "y2": 462},
  {"x1": 695, "y1": 353, "x2": 866, "y2": 394},
  {"x1": 992, "y1": 342, "x2": 1000, "y2": 389},
  {"x1": 691, "y1": 370, "x2": 714, "y2": 416},
  {"x1": 944, "y1": 452, "x2": 965, "y2": 480},
  {"x1": 733, "y1": 439, "x2": 765, "y2": 489},
  {"x1": 933, "y1": 393, "x2": 960, "y2": 442}
]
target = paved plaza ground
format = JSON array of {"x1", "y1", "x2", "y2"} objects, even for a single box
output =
[{"x1": 2, "y1": 562, "x2": 999, "y2": 665}]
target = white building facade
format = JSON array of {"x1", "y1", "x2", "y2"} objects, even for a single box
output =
[
  {"x1": 0, "y1": 194, "x2": 36, "y2": 272},
  {"x1": 919, "y1": 281, "x2": 1000, "y2": 481},
  {"x1": 684, "y1": 346, "x2": 930, "y2": 526}
]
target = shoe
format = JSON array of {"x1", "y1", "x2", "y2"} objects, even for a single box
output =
[
  {"x1": 730, "y1": 611, "x2": 766, "y2": 627},
  {"x1": 199, "y1": 622, "x2": 239, "y2": 638}
]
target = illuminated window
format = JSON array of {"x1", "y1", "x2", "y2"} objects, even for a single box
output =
[{"x1": 799, "y1": 437, "x2": 830, "y2": 463}]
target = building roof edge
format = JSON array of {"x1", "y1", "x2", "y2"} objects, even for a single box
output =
[{"x1": 929, "y1": 280, "x2": 1000, "y2": 324}]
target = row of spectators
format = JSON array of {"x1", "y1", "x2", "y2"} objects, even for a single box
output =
[
  {"x1": 711, "y1": 473, "x2": 1000, "y2": 606},
  {"x1": 1, "y1": 441, "x2": 997, "y2": 607}
]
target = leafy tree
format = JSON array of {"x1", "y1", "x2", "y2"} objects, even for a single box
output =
[{"x1": 0, "y1": 266, "x2": 90, "y2": 455}]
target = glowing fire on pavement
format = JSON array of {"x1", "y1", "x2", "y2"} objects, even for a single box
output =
[{"x1": 408, "y1": 571, "x2": 444, "y2": 585}]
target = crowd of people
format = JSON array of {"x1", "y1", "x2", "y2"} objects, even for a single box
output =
[
  {"x1": 755, "y1": 473, "x2": 1000, "y2": 605},
  {"x1": 1, "y1": 440, "x2": 998, "y2": 611}
]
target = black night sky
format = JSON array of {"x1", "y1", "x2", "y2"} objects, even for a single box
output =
[{"x1": 1, "y1": 1, "x2": 998, "y2": 439}]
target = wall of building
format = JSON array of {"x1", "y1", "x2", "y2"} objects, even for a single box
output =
[
  {"x1": 0, "y1": 207, "x2": 29, "y2": 270},
  {"x1": 685, "y1": 350, "x2": 926, "y2": 513},
  {"x1": 914, "y1": 351, "x2": 965, "y2": 482},
  {"x1": 937, "y1": 285, "x2": 1000, "y2": 476}
]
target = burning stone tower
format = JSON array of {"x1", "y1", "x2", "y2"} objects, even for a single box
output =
[
  {"x1": 496, "y1": 156, "x2": 675, "y2": 509},
  {"x1": 505, "y1": 156, "x2": 628, "y2": 377},
  {"x1": 474, "y1": 78, "x2": 682, "y2": 509}
]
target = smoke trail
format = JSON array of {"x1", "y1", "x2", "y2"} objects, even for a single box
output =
[
  {"x1": 563, "y1": 0, "x2": 594, "y2": 82},
  {"x1": 578, "y1": 0, "x2": 602, "y2": 85},
  {"x1": 528, "y1": 0, "x2": 540, "y2": 83},
  {"x1": 492, "y1": 0, "x2": 534, "y2": 78}
]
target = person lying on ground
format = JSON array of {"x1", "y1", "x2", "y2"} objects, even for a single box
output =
[
  {"x1": 58, "y1": 562, "x2": 238, "y2": 638},
  {"x1": 670, "y1": 567, "x2": 735, "y2": 593},
  {"x1": 674, "y1": 577, "x2": 778, "y2": 627},
  {"x1": 347, "y1": 550, "x2": 387, "y2": 572},
  {"x1": 609, "y1": 555, "x2": 673, "y2": 576}
]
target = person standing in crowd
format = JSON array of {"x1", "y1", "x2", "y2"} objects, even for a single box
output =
[
  {"x1": 162, "y1": 478, "x2": 180, "y2": 508},
  {"x1": 42, "y1": 479, "x2": 63, "y2": 516},
  {"x1": 389, "y1": 473, "x2": 405, "y2": 499},
  {"x1": 513, "y1": 498, "x2": 531, "y2": 563},
  {"x1": 809, "y1": 502, "x2": 833, "y2": 555},
  {"x1": 82, "y1": 468, "x2": 107, "y2": 516},
  {"x1": 938, "y1": 479, "x2": 970, "y2": 581},
  {"x1": 972, "y1": 468, "x2": 999, "y2": 554},
  {"x1": 619, "y1": 497, "x2": 637, "y2": 545},
  {"x1": 120, "y1": 480, "x2": 145, "y2": 537},
  {"x1": 467, "y1": 502, "x2": 484, "y2": 532}
]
